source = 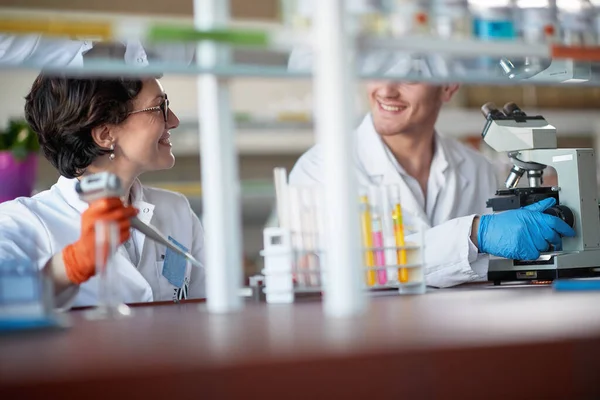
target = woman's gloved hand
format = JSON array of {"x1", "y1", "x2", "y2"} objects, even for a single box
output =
[
  {"x1": 477, "y1": 197, "x2": 576, "y2": 261},
  {"x1": 62, "y1": 198, "x2": 138, "y2": 284}
]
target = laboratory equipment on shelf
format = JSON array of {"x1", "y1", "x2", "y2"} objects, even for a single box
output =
[
  {"x1": 469, "y1": 0, "x2": 516, "y2": 41},
  {"x1": 389, "y1": 0, "x2": 431, "y2": 37},
  {"x1": 468, "y1": 0, "x2": 516, "y2": 73},
  {"x1": 280, "y1": 0, "x2": 390, "y2": 36},
  {"x1": 480, "y1": 102, "x2": 600, "y2": 285},
  {"x1": 556, "y1": 0, "x2": 596, "y2": 46},
  {"x1": 498, "y1": 0, "x2": 556, "y2": 83},
  {"x1": 259, "y1": 169, "x2": 426, "y2": 304},
  {"x1": 515, "y1": 0, "x2": 557, "y2": 44},
  {"x1": 498, "y1": 1, "x2": 591, "y2": 84},
  {"x1": 430, "y1": 0, "x2": 471, "y2": 39}
]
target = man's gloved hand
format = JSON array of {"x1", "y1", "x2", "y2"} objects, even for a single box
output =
[
  {"x1": 477, "y1": 197, "x2": 576, "y2": 261},
  {"x1": 63, "y1": 198, "x2": 138, "y2": 284}
]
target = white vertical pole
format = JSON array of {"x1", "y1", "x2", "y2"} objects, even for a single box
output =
[
  {"x1": 194, "y1": 0, "x2": 243, "y2": 313},
  {"x1": 314, "y1": 0, "x2": 366, "y2": 317}
]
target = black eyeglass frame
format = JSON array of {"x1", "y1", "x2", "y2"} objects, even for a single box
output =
[{"x1": 127, "y1": 94, "x2": 169, "y2": 122}]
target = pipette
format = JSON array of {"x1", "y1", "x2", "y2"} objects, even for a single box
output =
[{"x1": 75, "y1": 172, "x2": 203, "y2": 269}]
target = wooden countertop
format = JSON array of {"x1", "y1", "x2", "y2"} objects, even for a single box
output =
[{"x1": 1, "y1": 285, "x2": 600, "y2": 399}]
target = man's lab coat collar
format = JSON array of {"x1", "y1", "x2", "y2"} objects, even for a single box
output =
[
  {"x1": 56, "y1": 175, "x2": 155, "y2": 222},
  {"x1": 355, "y1": 113, "x2": 465, "y2": 180}
]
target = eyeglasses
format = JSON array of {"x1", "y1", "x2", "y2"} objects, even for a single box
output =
[{"x1": 127, "y1": 95, "x2": 169, "y2": 123}]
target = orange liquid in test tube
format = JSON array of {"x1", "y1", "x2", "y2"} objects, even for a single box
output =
[
  {"x1": 393, "y1": 204, "x2": 408, "y2": 283},
  {"x1": 360, "y1": 195, "x2": 376, "y2": 287}
]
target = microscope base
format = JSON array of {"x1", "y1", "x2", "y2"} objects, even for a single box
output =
[
  {"x1": 488, "y1": 250, "x2": 600, "y2": 285},
  {"x1": 489, "y1": 267, "x2": 600, "y2": 285}
]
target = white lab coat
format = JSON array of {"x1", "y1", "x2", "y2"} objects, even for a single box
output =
[
  {"x1": 0, "y1": 176, "x2": 206, "y2": 308},
  {"x1": 0, "y1": 35, "x2": 195, "y2": 67},
  {"x1": 289, "y1": 114, "x2": 499, "y2": 288}
]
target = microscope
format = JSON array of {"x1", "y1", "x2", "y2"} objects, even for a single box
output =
[{"x1": 481, "y1": 102, "x2": 600, "y2": 285}]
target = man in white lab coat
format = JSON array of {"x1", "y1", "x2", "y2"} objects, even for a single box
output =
[{"x1": 288, "y1": 54, "x2": 575, "y2": 288}]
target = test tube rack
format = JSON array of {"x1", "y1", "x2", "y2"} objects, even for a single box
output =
[{"x1": 259, "y1": 181, "x2": 426, "y2": 305}]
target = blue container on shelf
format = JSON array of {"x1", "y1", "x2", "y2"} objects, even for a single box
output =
[
  {"x1": 471, "y1": 3, "x2": 516, "y2": 72},
  {"x1": 473, "y1": 18, "x2": 516, "y2": 40}
]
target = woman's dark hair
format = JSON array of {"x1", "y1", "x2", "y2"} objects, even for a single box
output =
[{"x1": 24, "y1": 75, "x2": 144, "y2": 178}]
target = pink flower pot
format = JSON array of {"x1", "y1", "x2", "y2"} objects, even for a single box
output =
[{"x1": 0, "y1": 152, "x2": 38, "y2": 203}]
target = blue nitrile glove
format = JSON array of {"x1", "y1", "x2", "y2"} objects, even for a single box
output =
[{"x1": 477, "y1": 197, "x2": 576, "y2": 260}]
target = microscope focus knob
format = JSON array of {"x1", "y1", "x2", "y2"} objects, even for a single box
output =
[{"x1": 543, "y1": 205, "x2": 574, "y2": 228}]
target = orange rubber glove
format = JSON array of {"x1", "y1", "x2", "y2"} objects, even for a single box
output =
[{"x1": 63, "y1": 197, "x2": 138, "y2": 284}]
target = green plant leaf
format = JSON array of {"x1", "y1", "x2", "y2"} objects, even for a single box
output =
[{"x1": 0, "y1": 119, "x2": 39, "y2": 155}]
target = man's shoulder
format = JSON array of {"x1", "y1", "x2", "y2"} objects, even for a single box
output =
[
  {"x1": 289, "y1": 143, "x2": 325, "y2": 185},
  {"x1": 440, "y1": 135, "x2": 495, "y2": 172}
]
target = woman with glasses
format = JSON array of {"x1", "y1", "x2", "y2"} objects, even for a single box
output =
[{"x1": 0, "y1": 74, "x2": 205, "y2": 309}]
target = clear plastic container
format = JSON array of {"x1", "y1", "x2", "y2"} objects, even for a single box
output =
[
  {"x1": 515, "y1": 0, "x2": 557, "y2": 44},
  {"x1": 556, "y1": 0, "x2": 596, "y2": 45},
  {"x1": 388, "y1": 0, "x2": 432, "y2": 37},
  {"x1": 430, "y1": 0, "x2": 472, "y2": 39},
  {"x1": 280, "y1": 0, "x2": 390, "y2": 36},
  {"x1": 469, "y1": 0, "x2": 517, "y2": 41}
]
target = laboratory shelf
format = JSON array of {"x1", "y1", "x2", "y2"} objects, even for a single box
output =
[{"x1": 4, "y1": 33, "x2": 600, "y2": 86}]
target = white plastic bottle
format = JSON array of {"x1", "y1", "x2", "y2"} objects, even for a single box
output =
[
  {"x1": 388, "y1": 0, "x2": 432, "y2": 37},
  {"x1": 556, "y1": 0, "x2": 595, "y2": 45},
  {"x1": 515, "y1": 0, "x2": 557, "y2": 44},
  {"x1": 280, "y1": 0, "x2": 390, "y2": 36},
  {"x1": 430, "y1": 0, "x2": 472, "y2": 39}
]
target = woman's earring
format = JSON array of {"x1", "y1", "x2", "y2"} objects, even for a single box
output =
[{"x1": 109, "y1": 144, "x2": 115, "y2": 161}]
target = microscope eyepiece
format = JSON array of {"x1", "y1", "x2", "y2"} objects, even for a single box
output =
[
  {"x1": 481, "y1": 102, "x2": 506, "y2": 119},
  {"x1": 503, "y1": 102, "x2": 527, "y2": 117}
]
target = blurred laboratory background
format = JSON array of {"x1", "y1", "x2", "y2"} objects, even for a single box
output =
[{"x1": 2, "y1": 0, "x2": 600, "y2": 281}]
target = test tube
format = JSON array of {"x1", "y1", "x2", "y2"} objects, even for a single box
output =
[
  {"x1": 380, "y1": 185, "x2": 399, "y2": 283},
  {"x1": 399, "y1": 218, "x2": 427, "y2": 295},
  {"x1": 89, "y1": 220, "x2": 131, "y2": 319},
  {"x1": 287, "y1": 186, "x2": 306, "y2": 288},
  {"x1": 314, "y1": 186, "x2": 328, "y2": 288},
  {"x1": 389, "y1": 185, "x2": 408, "y2": 283},
  {"x1": 301, "y1": 187, "x2": 320, "y2": 287},
  {"x1": 359, "y1": 190, "x2": 377, "y2": 287},
  {"x1": 369, "y1": 186, "x2": 387, "y2": 285}
]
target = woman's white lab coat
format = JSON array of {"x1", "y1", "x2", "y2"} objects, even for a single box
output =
[
  {"x1": 0, "y1": 177, "x2": 206, "y2": 308},
  {"x1": 289, "y1": 114, "x2": 499, "y2": 288},
  {"x1": 0, "y1": 34, "x2": 195, "y2": 67}
]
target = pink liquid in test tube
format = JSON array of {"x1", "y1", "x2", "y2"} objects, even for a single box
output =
[{"x1": 372, "y1": 218, "x2": 387, "y2": 285}]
